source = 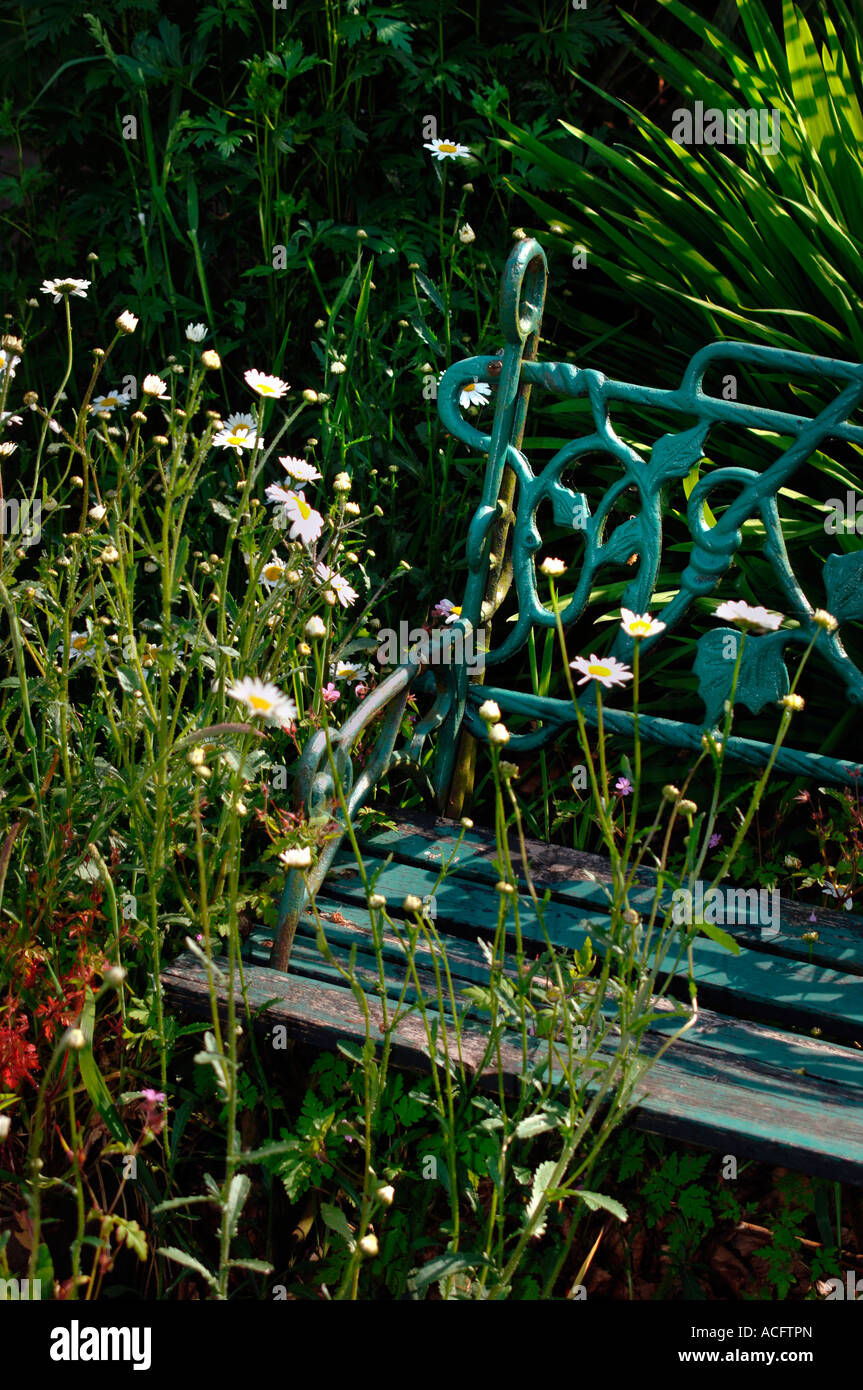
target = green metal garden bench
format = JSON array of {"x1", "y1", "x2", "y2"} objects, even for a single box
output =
[{"x1": 163, "y1": 238, "x2": 863, "y2": 1183}]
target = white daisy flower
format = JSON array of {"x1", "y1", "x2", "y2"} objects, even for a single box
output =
[
  {"x1": 185, "y1": 322, "x2": 208, "y2": 342},
  {"x1": 280, "y1": 846, "x2": 312, "y2": 868},
  {"x1": 276, "y1": 490, "x2": 323, "y2": 545},
  {"x1": 227, "y1": 676, "x2": 297, "y2": 723},
  {"x1": 67, "y1": 628, "x2": 93, "y2": 664},
  {"x1": 264, "y1": 483, "x2": 294, "y2": 507},
  {"x1": 0, "y1": 349, "x2": 20, "y2": 377},
  {"x1": 458, "y1": 223, "x2": 476, "y2": 244},
  {"x1": 332, "y1": 659, "x2": 366, "y2": 682},
  {"x1": 259, "y1": 554, "x2": 288, "y2": 588},
  {"x1": 89, "y1": 392, "x2": 131, "y2": 416},
  {"x1": 142, "y1": 374, "x2": 169, "y2": 400},
  {"x1": 443, "y1": 376, "x2": 491, "y2": 410},
  {"x1": 620, "y1": 608, "x2": 666, "y2": 639},
  {"x1": 244, "y1": 368, "x2": 290, "y2": 399},
  {"x1": 569, "y1": 655, "x2": 634, "y2": 689},
  {"x1": 40, "y1": 277, "x2": 90, "y2": 304},
  {"x1": 714, "y1": 600, "x2": 783, "y2": 632},
  {"x1": 423, "y1": 138, "x2": 470, "y2": 161},
  {"x1": 280, "y1": 456, "x2": 321, "y2": 484},
  {"x1": 315, "y1": 563, "x2": 358, "y2": 608},
  {"x1": 213, "y1": 412, "x2": 263, "y2": 453},
  {"x1": 433, "y1": 598, "x2": 462, "y2": 624},
  {"x1": 0, "y1": 412, "x2": 22, "y2": 427},
  {"x1": 115, "y1": 310, "x2": 138, "y2": 335}
]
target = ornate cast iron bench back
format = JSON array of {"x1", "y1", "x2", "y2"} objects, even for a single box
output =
[{"x1": 432, "y1": 236, "x2": 863, "y2": 797}]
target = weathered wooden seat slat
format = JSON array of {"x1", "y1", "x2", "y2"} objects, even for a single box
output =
[
  {"x1": 162, "y1": 238, "x2": 863, "y2": 1183},
  {"x1": 160, "y1": 812, "x2": 863, "y2": 1181}
]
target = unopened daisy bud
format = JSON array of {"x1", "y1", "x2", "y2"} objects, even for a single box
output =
[
  {"x1": 495, "y1": 880, "x2": 516, "y2": 895},
  {"x1": 784, "y1": 855, "x2": 802, "y2": 870},
  {"x1": 306, "y1": 437, "x2": 319, "y2": 447},
  {"x1": 302, "y1": 389, "x2": 319, "y2": 403},
  {"x1": 333, "y1": 471, "x2": 351, "y2": 492},
  {"x1": 187, "y1": 747, "x2": 206, "y2": 766},
  {"x1": 499, "y1": 760, "x2": 518, "y2": 779},
  {"x1": 661, "y1": 784, "x2": 680, "y2": 801},
  {"x1": 512, "y1": 227, "x2": 526, "y2": 240},
  {"x1": 87, "y1": 251, "x2": 99, "y2": 262},
  {"x1": 781, "y1": 693, "x2": 805, "y2": 712},
  {"x1": 478, "y1": 700, "x2": 501, "y2": 722},
  {"x1": 461, "y1": 817, "x2": 474, "y2": 830},
  {"x1": 368, "y1": 894, "x2": 386, "y2": 910},
  {"x1": 489, "y1": 722, "x2": 510, "y2": 745},
  {"x1": 88, "y1": 503, "x2": 107, "y2": 521},
  {"x1": 22, "y1": 391, "x2": 38, "y2": 406},
  {"x1": 373, "y1": 504, "x2": 384, "y2": 517},
  {"x1": 115, "y1": 310, "x2": 138, "y2": 334},
  {"x1": 403, "y1": 895, "x2": 423, "y2": 913},
  {"x1": 71, "y1": 474, "x2": 83, "y2": 487},
  {"x1": 812, "y1": 609, "x2": 837, "y2": 632},
  {"x1": 305, "y1": 615, "x2": 326, "y2": 639},
  {"x1": 540, "y1": 557, "x2": 565, "y2": 576},
  {"x1": 323, "y1": 589, "x2": 337, "y2": 606},
  {"x1": 201, "y1": 350, "x2": 221, "y2": 370},
  {"x1": 104, "y1": 965, "x2": 126, "y2": 988},
  {"x1": 359, "y1": 1233, "x2": 378, "y2": 1258},
  {"x1": 235, "y1": 799, "x2": 247, "y2": 816},
  {"x1": 64, "y1": 1028, "x2": 86, "y2": 1051},
  {"x1": 131, "y1": 411, "x2": 147, "y2": 423},
  {"x1": 622, "y1": 908, "x2": 641, "y2": 926},
  {"x1": 458, "y1": 223, "x2": 475, "y2": 244},
  {"x1": 297, "y1": 641, "x2": 311, "y2": 656},
  {"x1": 356, "y1": 228, "x2": 368, "y2": 240},
  {"x1": 153, "y1": 435, "x2": 169, "y2": 446},
  {"x1": 99, "y1": 545, "x2": 120, "y2": 564},
  {"x1": 677, "y1": 798, "x2": 697, "y2": 815},
  {"x1": 2, "y1": 334, "x2": 23, "y2": 353},
  {"x1": 0, "y1": 1115, "x2": 9, "y2": 1141},
  {"x1": 377, "y1": 1184, "x2": 395, "y2": 1207},
  {"x1": 330, "y1": 361, "x2": 347, "y2": 375},
  {"x1": 802, "y1": 930, "x2": 819, "y2": 943}
]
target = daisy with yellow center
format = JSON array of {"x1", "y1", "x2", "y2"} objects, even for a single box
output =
[
  {"x1": 244, "y1": 369, "x2": 290, "y2": 399},
  {"x1": 332, "y1": 659, "x2": 366, "y2": 682},
  {"x1": 620, "y1": 608, "x2": 666, "y2": 639},
  {"x1": 40, "y1": 277, "x2": 90, "y2": 303},
  {"x1": 433, "y1": 598, "x2": 462, "y2": 623},
  {"x1": 315, "y1": 563, "x2": 358, "y2": 608},
  {"x1": 213, "y1": 412, "x2": 264, "y2": 453},
  {"x1": 570, "y1": 654, "x2": 634, "y2": 689},
  {"x1": 280, "y1": 456, "x2": 321, "y2": 484},
  {"x1": 0, "y1": 349, "x2": 20, "y2": 377},
  {"x1": 267, "y1": 488, "x2": 323, "y2": 545},
  {"x1": 259, "y1": 554, "x2": 288, "y2": 588},
  {"x1": 69, "y1": 631, "x2": 91, "y2": 658},
  {"x1": 227, "y1": 677, "x2": 297, "y2": 724},
  {"x1": 90, "y1": 392, "x2": 131, "y2": 416},
  {"x1": 423, "y1": 138, "x2": 470, "y2": 161}
]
